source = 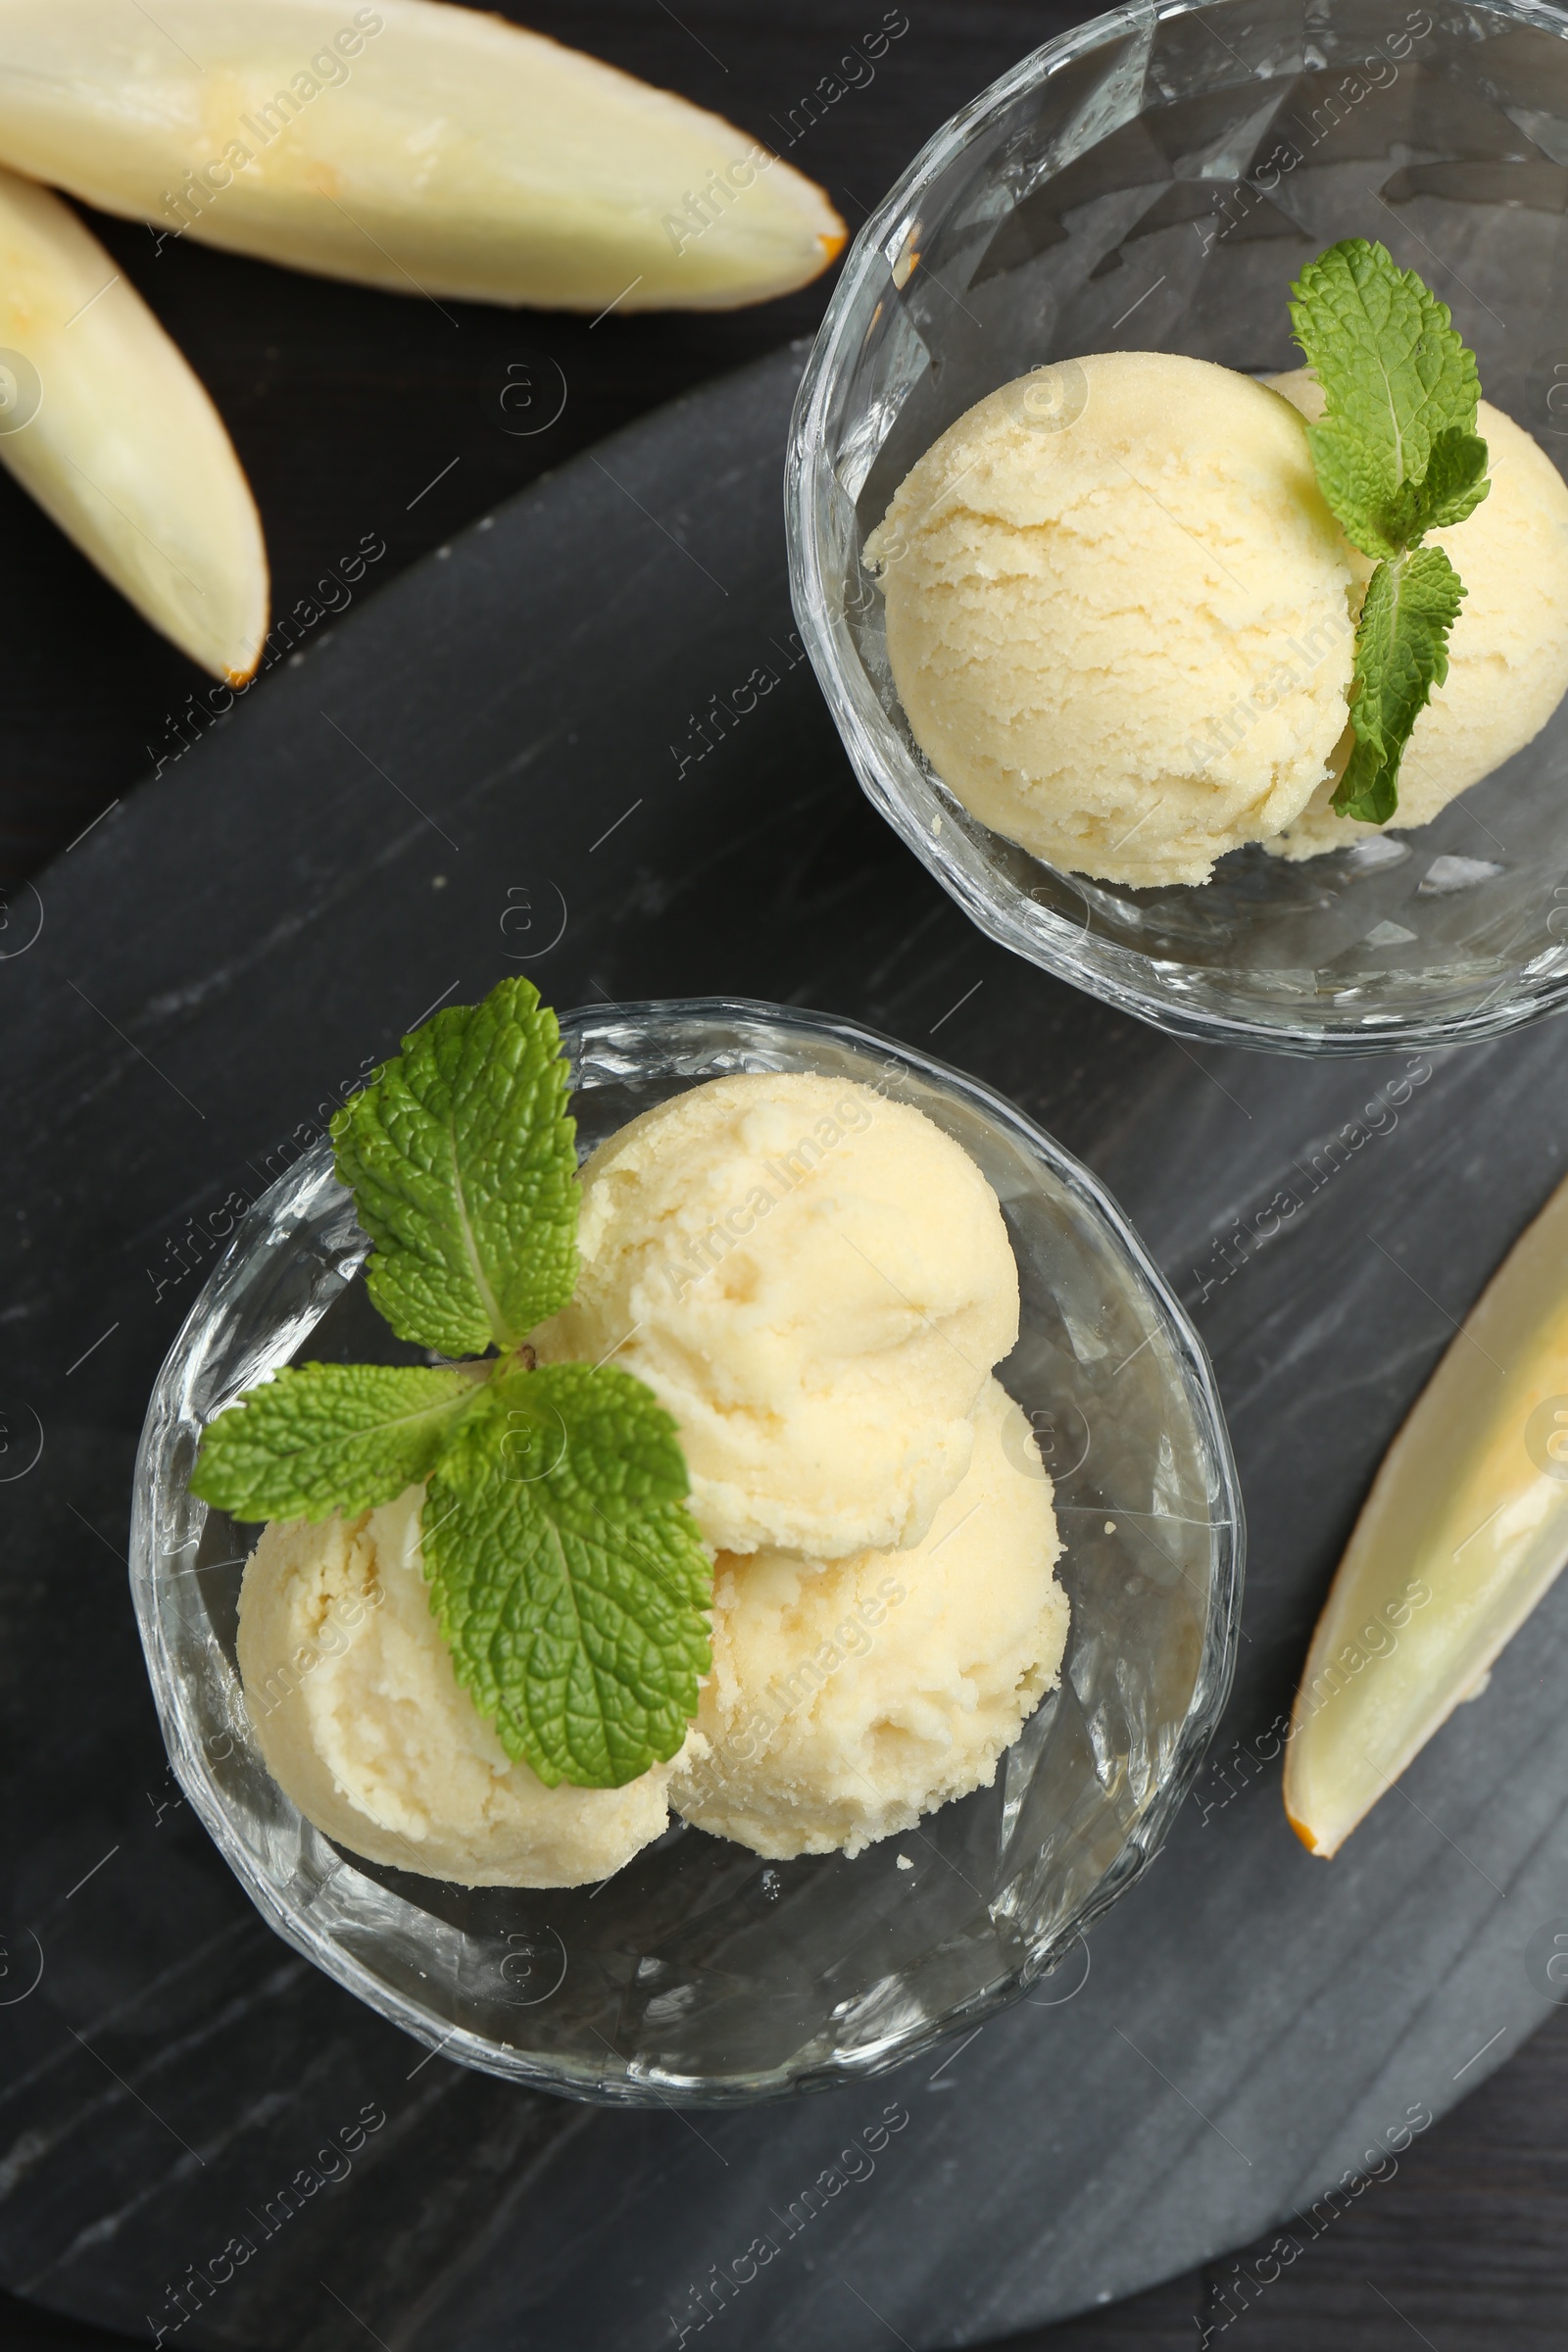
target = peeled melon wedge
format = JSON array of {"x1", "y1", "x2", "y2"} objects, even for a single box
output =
[
  {"x1": 0, "y1": 0, "x2": 845, "y2": 311},
  {"x1": 0, "y1": 167, "x2": 267, "y2": 681},
  {"x1": 1285, "y1": 1169, "x2": 1568, "y2": 1857}
]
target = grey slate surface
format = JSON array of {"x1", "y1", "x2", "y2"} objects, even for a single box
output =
[{"x1": 2, "y1": 345, "x2": 1566, "y2": 2349}]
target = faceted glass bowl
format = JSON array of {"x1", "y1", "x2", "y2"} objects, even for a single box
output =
[
  {"x1": 786, "y1": 0, "x2": 1568, "y2": 1054},
  {"x1": 130, "y1": 1001, "x2": 1242, "y2": 2106}
]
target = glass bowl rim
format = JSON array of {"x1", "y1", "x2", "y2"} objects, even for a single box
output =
[
  {"x1": 129, "y1": 994, "x2": 1246, "y2": 2104},
  {"x1": 783, "y1": 0, "x2": 1568, "y2": 1059}
]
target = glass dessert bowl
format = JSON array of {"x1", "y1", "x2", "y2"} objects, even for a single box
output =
[
  {"x1": 787, "y1": 0, "x2": 1568, "y2": 1054},
  {"x1": 131, "y1": 1000, "x2": 1241, "y2": 2106}
]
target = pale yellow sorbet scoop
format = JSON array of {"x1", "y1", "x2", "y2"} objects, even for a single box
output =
[
  {"x1": 532, "y1": 1072, "x2": 1020, "y2": 1559},
  {"x1": 237, "y1": 1488, "x2": 693, "y2": 1887},
  {"x1": 672, "y1": 1378, "x2": 1067, "y2": 1858},
  {"x1": 864, "y1": 350, "x2": 1359, "y2": 887}
]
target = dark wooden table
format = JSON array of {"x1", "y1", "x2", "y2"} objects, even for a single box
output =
[{"x1": 2, "y1": 4, "x2": 1564, "y2": 2345}]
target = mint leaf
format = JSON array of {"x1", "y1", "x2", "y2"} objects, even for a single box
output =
[
  {"x1": 1305, "y1": 423, "x2": 1403, "y2": 564},
  {"x1": 1290, "y1": 237, "x2": 1483, "y2": 559},
  {"x1": 191, "y1": 1361, "x2": 481, "y2": 1522},
  {"x1": 421, "y1": 1361, "x2": 712, "y2": 1789},
  {"x1": 330, "y1": 978, "x2": 578, "y2": 1357},
  {"x1": 1291, "y1": 238, "x2": 1489, "y2": 823},
  {"x1": 1335, "y1": 545, "x2": 1464, "y2": 823},
  {"x1": 1406, "y1": 423, "x2": 1491, "y2": 537}
]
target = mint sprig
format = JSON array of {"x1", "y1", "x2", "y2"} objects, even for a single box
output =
[
  {"x1": 1289, "y1": 237, "x2": 1490, "y2": 824},
  {"x1": 190, "y1": 976, "x2": 712, "y2": 1792}
]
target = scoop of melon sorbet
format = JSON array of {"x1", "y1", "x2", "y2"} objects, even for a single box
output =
[
  {"x1": 672, "y1": 1378, "x2": 1067, "y2": 1859},
  {"x1": 864, "y1": 349, "x2": 1359, "y2": 886}
]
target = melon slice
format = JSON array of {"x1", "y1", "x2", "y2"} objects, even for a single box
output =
[
  {"x1": 0, "y1": 0, "x2": 846, "y2": 310},
  {"x1": 1285, "y1": 1169, "x2": 1568, "y2": 1856},
  {"x1": 0, "y1": 166, "x2": 267, "y2": 680}
]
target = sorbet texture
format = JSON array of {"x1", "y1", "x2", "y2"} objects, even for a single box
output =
[
  {"x1": 236, "y1": 1487, "x2": 688, "y2": 1887},
  {"x1": 864, "y1": 351, "x2": 1357, "y2": 887},
  {"x1": 532, "y1": 1071, "x2": 1019, "y2": 1557},
  {"x1": 671, "y1": 1379, "x2": 1067, "y2": 1858},
  {"x1": 1262, "y1": 372, "x2": 1568, "y2": 858}
]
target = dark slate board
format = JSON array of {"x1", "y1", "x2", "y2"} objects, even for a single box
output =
[{"x1": 5, "y1": 344, "x2": 1568, "y2": 2352}]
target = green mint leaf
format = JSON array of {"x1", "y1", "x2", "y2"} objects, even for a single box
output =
[
  {"x1": 1290, "y1": 237, "x2": 1484, "y2": 559},
  {"x1": 421, "y1": 1361, "x2": 712, "y2": 1789},
  {"x1": 330, "y1": 977, "x2": 579, "y2": 1358},
  {"x1": 190, "y1": 1361, "x2": 481, "y2": 1523},
  {"x1": 1378, "y1": 426, "x2": 1491, "y2": 549},
  {"x1": 1333, "y1": 545, "x2": 1464, "y2": 823},
  {"x1": 1405, "y1": 424, "x2": 1491, "y2": 537},
  {"x1": 1304, "y1": 421, "x2": 1405, "y2": 564},
  {"x1": 1335, "y1": 736, "x2": 1399, "y2": 829}
]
